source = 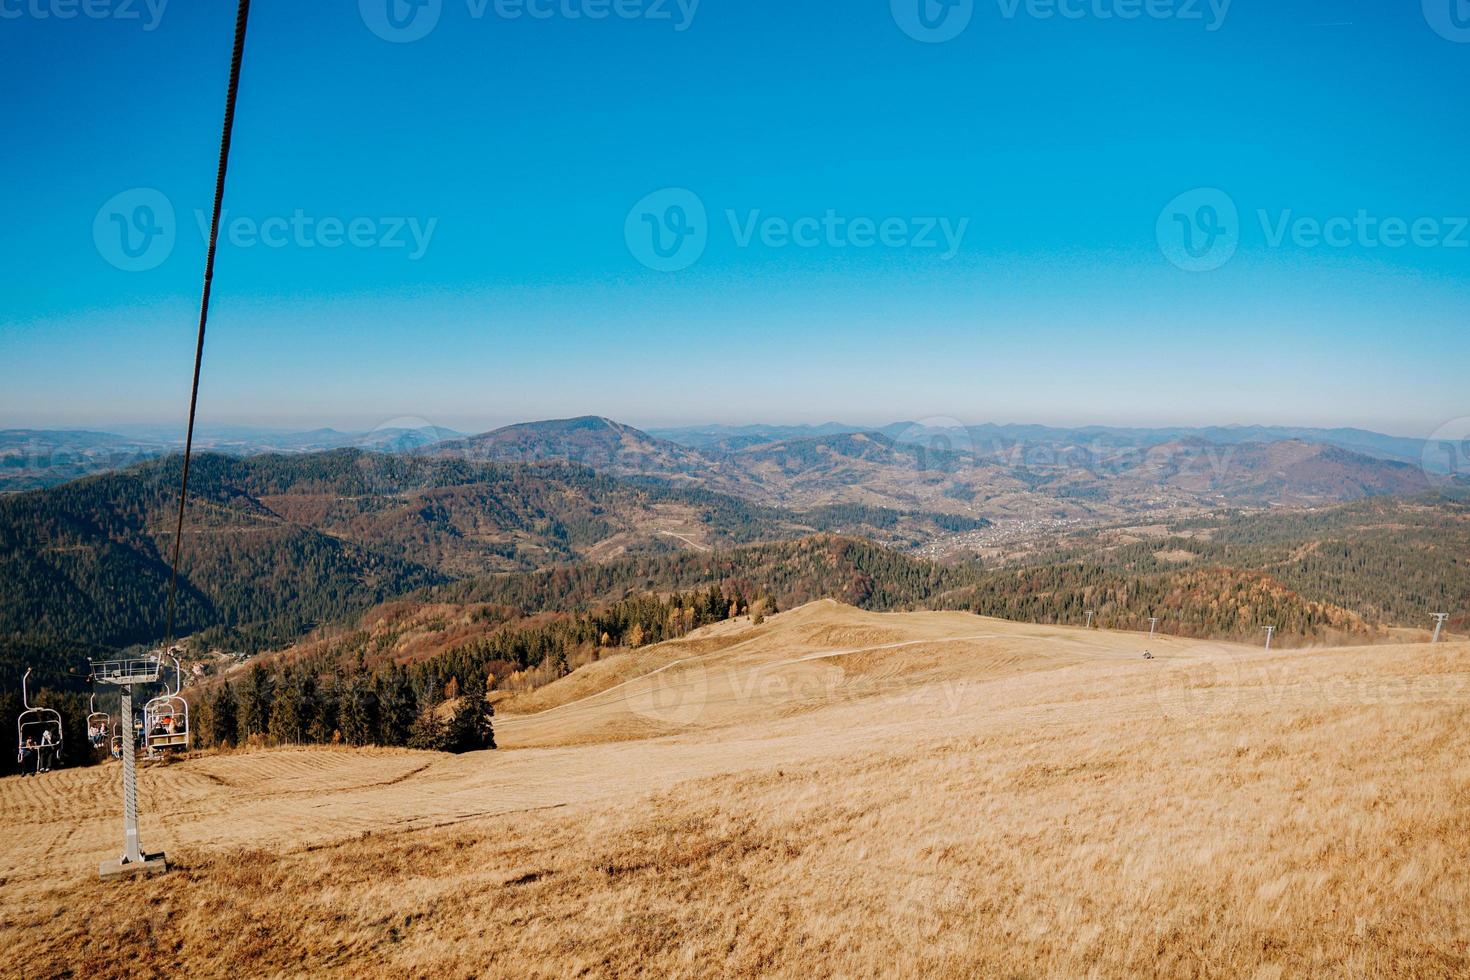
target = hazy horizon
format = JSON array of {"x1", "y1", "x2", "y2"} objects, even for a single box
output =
[
  {"x1": 0, "y1": 413, "x2": 1448, "y2": 442},
  {"x1": 3, "y1": 2, "x2": 1468, "y2": 438}
]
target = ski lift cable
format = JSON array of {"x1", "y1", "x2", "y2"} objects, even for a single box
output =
[{"x1": 163, "y1": 0, "x2": 253, "y2": 646}]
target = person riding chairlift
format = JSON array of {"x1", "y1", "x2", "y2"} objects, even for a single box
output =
[
  {"x1": 38, "y1": 729, "x2": 56, "y2": 773},
  {"x1": 19, "y1": 737, "x2": 38, "y2": 777}
]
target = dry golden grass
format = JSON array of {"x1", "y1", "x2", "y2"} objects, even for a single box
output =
[{"x1": 2, "y1": 602, "x2": 1467, "y2": 977}]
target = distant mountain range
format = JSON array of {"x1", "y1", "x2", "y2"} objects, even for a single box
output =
[
  {"x1": 432, "y1": 417, "x2": 1443, "y2": 516},
  {"x1": 5, "y1": 417, "x2": 1457, "y2": 510},
  {"x1": 2, "y1": 414, "x2": 1464, "y2": 661},
  {"x1": 650, "y1": 421, "x2": 1436, "y2": 468},
  {"x1": 0, "y1": 425, "x2": 465, "y2": 491},
  {"x1": 6, "y1": 417, "x2": 1446, "y2": 495}
]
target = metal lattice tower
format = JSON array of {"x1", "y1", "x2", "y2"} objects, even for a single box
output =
[{"x1": 91, "y1": 654, "x2": 168, "y2": 878}]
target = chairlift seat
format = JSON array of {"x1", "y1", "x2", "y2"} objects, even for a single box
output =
[
  {"x1": 16, "y1": 667, "x2": 65, "y2": 767},
  {"x1": 147, "y1": 732, "x2": 190, "y2": 749}
]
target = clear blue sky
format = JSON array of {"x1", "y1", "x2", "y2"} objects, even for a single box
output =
[{"x1": 1, "y1": 0, "x2": 1467, "y2": 436}]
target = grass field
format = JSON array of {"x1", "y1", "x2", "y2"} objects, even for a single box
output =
[{"x1": 2, "y1": 601, "x2": 1467, "y2": 977}]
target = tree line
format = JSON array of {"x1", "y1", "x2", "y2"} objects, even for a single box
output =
[{"x1": 191, "y1": 584, "x2": 775, "y2": 754}]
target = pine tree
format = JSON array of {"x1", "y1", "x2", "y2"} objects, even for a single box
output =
[
  {"x1": 310, "y1": 672, "x2": 341, "y2": 744},
  {"x1": 269, "y1": 666, "x2": 301, "y2": 745},
  {"x1": 210, "y1": 681, "x2": 239, "y2": 747},
  {"x1": 408, "y1": 700, "x2": 446, "y2": 751},
  {"x1": 444, "y1": 674, "x2": 495, "y2": 754},
  {"x1": 376, "y1": 666, "x2": 417, "y2": 747},
  {"x1": 237, "y1": 663, "x2": 273, "y2": 738},
  {"x1": 340, "y1": 668, "x2": 379, "y2": 747}
]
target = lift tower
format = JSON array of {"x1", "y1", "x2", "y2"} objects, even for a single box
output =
[
  {"x1": 1431, "y1": 614, "x2": 1450, "y2": 644},
  {"x1": 1264, "y1": 626, "x2": 1275, "y2": 651},
  {"x1": 90, "y1": 651, "x2": 169, "y2": 878}
]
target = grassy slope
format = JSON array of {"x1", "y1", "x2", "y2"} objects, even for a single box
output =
[{"x1": 2, "y1": 602, "x2": 1466, "y2": 977}]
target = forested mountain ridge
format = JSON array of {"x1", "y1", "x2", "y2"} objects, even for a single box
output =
[
  {"x1": 1017, "y1": 496, "x2": 1470, "y2": 631},
  {"x1": 0, "y1": 450, "x2": 987, "y2": 654},
  {"x1": 277, "y1": 514, "x2": 1445, "y2": 691},
  {"x1": 438, "y1": 416, "x2": 758, "y2": 493},
  {"x1": 439, "y1": 417, "x2": 1445, "y2": 518},
  {"x1": 215, "y1": 530, "x2": 1390, "y2": 759}
]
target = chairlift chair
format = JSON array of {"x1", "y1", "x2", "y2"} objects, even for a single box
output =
[
  {"x1": 143, "y1": 654, "x2": 190, "y2": 759},
  {"x1": 87, "y1": 693, "x2": 111, "y2": 749},
  {"x1": 16, "y1": 667, "x2": 64, "y2": 773}
]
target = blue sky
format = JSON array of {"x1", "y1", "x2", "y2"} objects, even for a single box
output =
[{"x1": 1, "y1": 0, "x2": 1467, "y2": 436}]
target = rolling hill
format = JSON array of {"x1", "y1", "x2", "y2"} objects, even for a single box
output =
[
  {"x1": 439, "y1": 416, "x2": 756, "y2": 491},
  {"x1": 4, "y1": 602, "x2": 1466, "y2": 976}
]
